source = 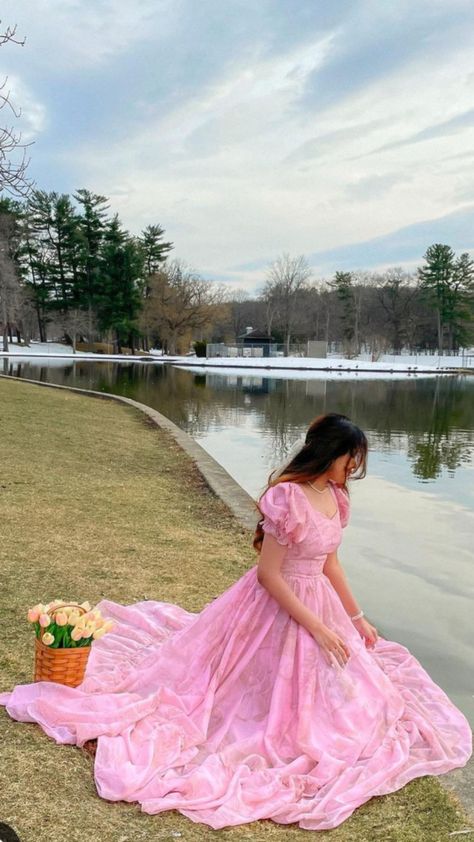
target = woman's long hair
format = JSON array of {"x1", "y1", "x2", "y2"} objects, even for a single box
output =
[{"x1": 253, "y1": 413, "x2": 368, "y2": 552}]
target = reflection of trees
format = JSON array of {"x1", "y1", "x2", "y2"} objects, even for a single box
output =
[
  {"x1": 408, "y1": 435, "x2": 468, "y2": 480},
  {"x1": 406, "y1": 378, "x2": 473, "y2": 480},
  {"x1": 5, "y1": 361, "x2": 474, "y2": 482}
]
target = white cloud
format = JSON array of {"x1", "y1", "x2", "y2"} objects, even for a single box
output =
[
  {"x1": 3, "y1": 0, "x2": 171, "y2": 69},
  {"x1": 4, "y1": 1, "x2": 474, "y2": 290},
  {"x1": 0, "y1": 74, "x2": 46, "y2": 142}
]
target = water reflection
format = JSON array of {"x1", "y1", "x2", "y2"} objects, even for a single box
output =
[{"x1": 4, "y1": 359, "x2": 474, "y2": 483}]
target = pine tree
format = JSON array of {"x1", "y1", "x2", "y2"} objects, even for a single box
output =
[
  {"x1": 450, "y1": 252, "x2": 474, "y2": 350},
  {"x1": 138, "y1": 224, "x2": 174, "y2": 303},
  {"x1": 329, "y1": 271, "x2": 358, "y2": 355},
  {"x1": 417, "y1": 244, "x2": 457, "y2": 353},
  {"x1": 73, "y1": 188, "x2": 110, "y2": 338},
  {"x1": 140, "y1": 224, "x2": 173, "y2": 276},
  {"x1": 96, "y1": 215, "x2": 144, "y2": 352},
  {"x1": 26, "y1": 190, "x2": 83, "y2": 313}
]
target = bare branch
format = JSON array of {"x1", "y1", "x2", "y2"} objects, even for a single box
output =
[
  {"x1": 140, "y1": 259, "x2": 226, "y2": 353},
  {"x1": 261, "y1": 253, "x2": 312, "y2": 353},
  {"x1": 0, "y1": 22, "x2": 26, "y2": 47},
  {"x1": 0, "y1": 21, "x2": 33, "y2": 197}
]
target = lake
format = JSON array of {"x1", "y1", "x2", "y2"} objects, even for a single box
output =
[{"x1": 3, "y1": 356, "x2": 474, "y2": 723}]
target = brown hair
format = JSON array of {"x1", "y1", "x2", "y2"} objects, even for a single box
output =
[{"x1": 253, "y1": 412, "x2": 368, "y2": 552}]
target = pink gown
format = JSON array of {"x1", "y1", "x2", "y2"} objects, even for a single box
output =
[{"x1": 0, "y1": 480, "x2": 471, "y2": 831}]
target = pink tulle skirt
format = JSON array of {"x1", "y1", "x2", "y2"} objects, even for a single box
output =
[{"x1": 0, "y1": 566, "x2": 471, "y2": 830}]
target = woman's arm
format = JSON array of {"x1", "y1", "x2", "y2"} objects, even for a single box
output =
[
  {"x1": 323, "y1": 550, "x2": 378, "y2": 646},
  {"x1": 323, "y1": 549, "x2": 360, "y2": 616},
  {"x1": 257, "y1": 534, "x2": 350, "y2": 665}
]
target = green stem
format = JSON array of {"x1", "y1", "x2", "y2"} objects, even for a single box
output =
[{"x1": 54, "y1": 626, "x2": 65, "y2": 648}]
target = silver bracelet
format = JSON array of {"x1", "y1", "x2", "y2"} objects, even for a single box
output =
[{"x1": 351, "y1": 609, "x2": 364, "y2": 621}]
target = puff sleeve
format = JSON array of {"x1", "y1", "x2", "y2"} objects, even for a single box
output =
[
  {"x1": 258, "y1": 482, "x2": 309, "y2": 547},
  {"x1": 331, "y1": 482, "x2": 350, "y2": 527}
]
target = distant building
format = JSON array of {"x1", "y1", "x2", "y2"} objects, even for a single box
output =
[
  {"x1": 237, "y1": 327, "x2": 275, "y2": 348},
  {"x1": 207, "y1": 327, "x2": 277, "y2": 358}
]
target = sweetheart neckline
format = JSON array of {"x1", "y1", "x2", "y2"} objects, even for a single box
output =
[{"x1": 291, "y1": 481, "x2": 339, "y2": 522}]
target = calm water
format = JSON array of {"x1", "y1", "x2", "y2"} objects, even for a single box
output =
[{"x1": 4, "y1": 357, "x2": 474, "y2": 723}]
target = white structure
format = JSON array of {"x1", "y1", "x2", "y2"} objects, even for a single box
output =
[{"x1": 307, "y1": 340, "x2": 327, "y2": 358}]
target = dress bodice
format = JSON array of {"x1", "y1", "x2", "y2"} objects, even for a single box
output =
[{"x1": 258, "y1": 480, "x2": 350, "y2": 578}]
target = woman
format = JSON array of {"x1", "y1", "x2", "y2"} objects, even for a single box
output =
[{"x1": 0, "y1": 412, "x2": 471, "y2": 831}]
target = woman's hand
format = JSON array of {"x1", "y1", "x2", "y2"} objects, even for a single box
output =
[
  {"x1": 353, "y1": 617, "x2": 378, "y2": 648},
  {"x1": 311, "y1": 622, "x2": 350, "y2": 667}
]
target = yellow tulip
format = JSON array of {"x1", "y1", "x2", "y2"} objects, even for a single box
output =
[
  {"x1": 71, "y1": 627, "x2": 83, "y2": 641},
  {"x1": 92, "y1": 627, "x2": 106, "y2": 640},
  {"x1": 42, "y1": 632, "x2": 54, "y2": 646},
  {"x1": 84, "y1": 621, "x2": 97, "y2": 634}
]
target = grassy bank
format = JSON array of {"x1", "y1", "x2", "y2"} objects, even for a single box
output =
[{"x1": 0, "y1": 376, "x2": 470, "y2": 842}]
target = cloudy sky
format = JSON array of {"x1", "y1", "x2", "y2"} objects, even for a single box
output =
[{"x1": 2, "y1": 0, "x2": 474, "y2": 292}]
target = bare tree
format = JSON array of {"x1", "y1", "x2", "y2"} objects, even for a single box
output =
[
  {"x1": 227, "y1": 288, "x2": 253, "y2": 340},
  {"x1": 0, "y1": 22, "x2": 33, "y2": 197},
  {"x1": 262, "y1": 253, "x2": 312, "y2": 355},
  {"x1": 140, "y1": 259, "x2": 227, "y2": 354},
  {"x1": 261, "y1": 288, "x2": 279, "y2": 341},
  {"x1": 57, "y1": 308, "x2": 94, "y2": 353},
  {"x1": 373, "y1": 267, "x2": 418, "y2": 354},
  {"x1": 16, "y1": 283, "x2": 36, "y2": 346},
  {"x1": 0, "y1": 210, "x2": 22, "y2": 351}
]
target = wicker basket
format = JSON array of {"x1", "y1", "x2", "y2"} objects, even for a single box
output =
[{"x1": 34, "y1": 603, "x2": 91, "y2": 688}]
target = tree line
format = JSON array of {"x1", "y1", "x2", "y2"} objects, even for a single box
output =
[
  {"x1": 0, "y1": 189, "x2": 232, "y2": 353},
  {"x1": 1, "y1": 191, "x2": 473, "y2": 356},
  {"x1": 220, "y1": 249, "x2": 474, "y2": 358}
]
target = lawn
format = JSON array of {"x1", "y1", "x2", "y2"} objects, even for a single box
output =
[{"x1": 0, "y1": 376, "x2": 470, "y2": 842}]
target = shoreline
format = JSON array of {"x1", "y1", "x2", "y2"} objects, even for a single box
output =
[
  {"x1": 2, "y1": 347, "x2": 473, "y2": 376},
  {"x1": 0, "y1": 371, "x2": 472, "y2": 825}
]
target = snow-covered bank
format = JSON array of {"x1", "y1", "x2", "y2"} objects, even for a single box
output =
[
  {"x1": 0, "y1": 341, "x2": 154, "y2": 362},
  {"x1": 334, "y1": 351, "x2": 474, "y2": 368},
  {"x1": 156, "y1": 354, "x2": 465, "y2": 375},
  {"x1": 1, "y1": 341, "x2": 472, "y2": 375}
]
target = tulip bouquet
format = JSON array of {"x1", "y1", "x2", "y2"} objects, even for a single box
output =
[{"x1": 28, "y1": 599, "x2": 115, "y2": 648}]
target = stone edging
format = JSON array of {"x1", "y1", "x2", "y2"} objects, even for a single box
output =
[{"x1": 0, "y1": 372, "x2": 472, "y2": 820}]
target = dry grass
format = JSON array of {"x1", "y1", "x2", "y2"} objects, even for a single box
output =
[{"x1": 0, "y1": 377, "x2": 470, "y2": 842}]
